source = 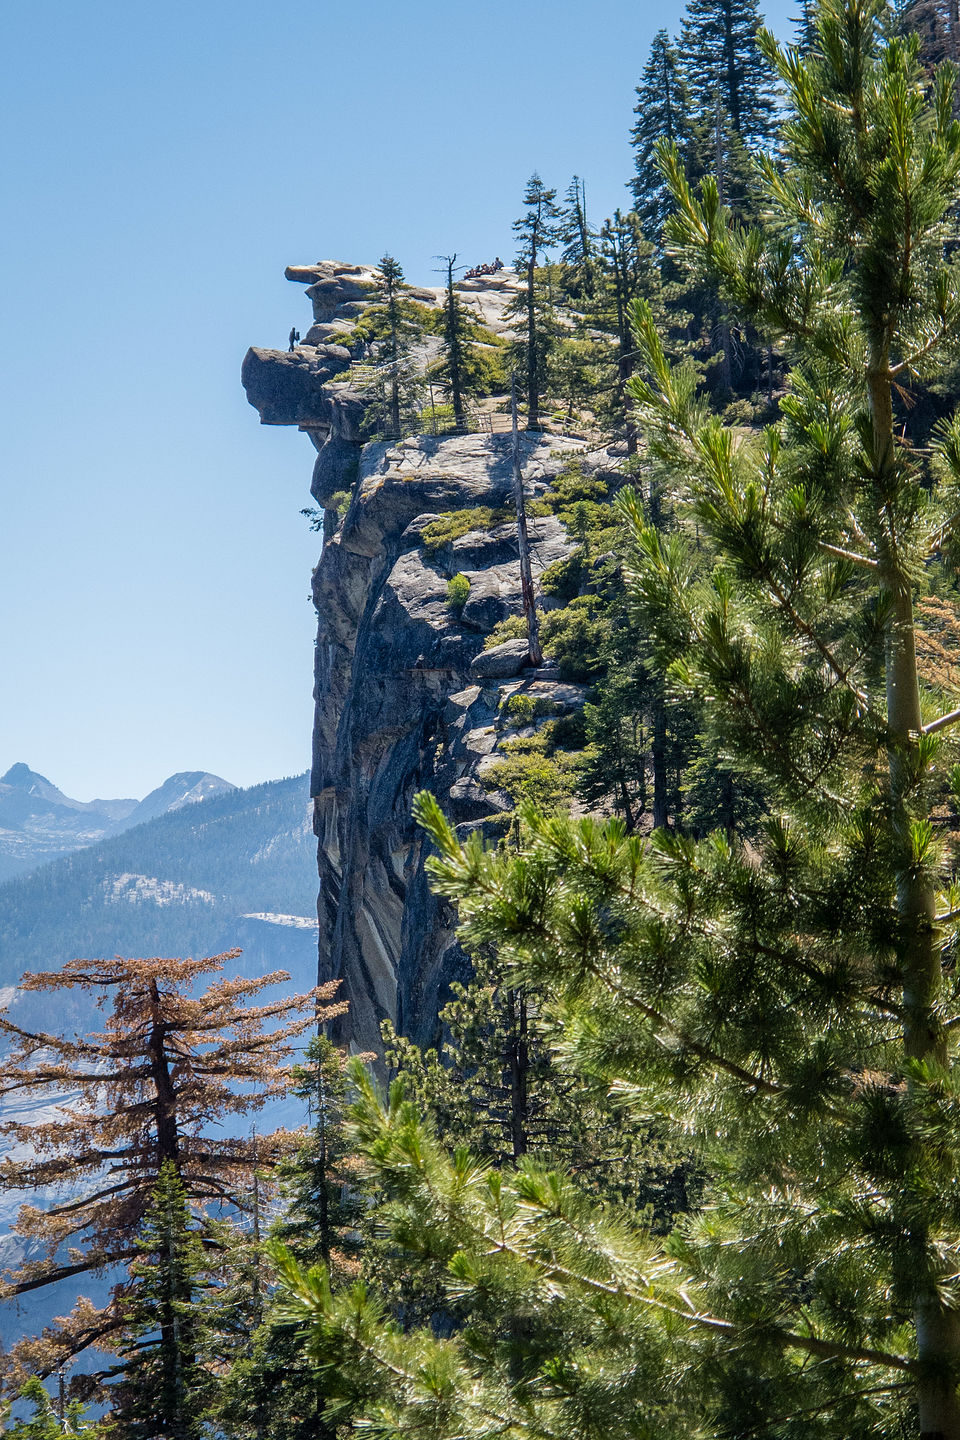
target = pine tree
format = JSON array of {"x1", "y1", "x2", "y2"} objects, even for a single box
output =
[
  {"x1": 275, "y1": 1036, "x2": 364, "y2": 1273},
  {"x1": 383, "y1": 962, "x2": 686, "y2": 1214},
  {"x1": 212, "y1": 1038, "x2": 364, "y2": 1440},
  {"x1": 629, "y1": 31, "x2": 690, "y2": 234},
  {"x1": 110, "y1": 1162, "x2": 211, "y2": 1440},
  {"x1": 0, "y1": 953, "x2": 342, "y2": 1392},
  {"x1": 592, "y1": 210, "x2": 665, "y2": 446},
  {"x1": 558, "y1": 176, "x2": 597, "y2": 295},
  {"x1": 377, "y1": 254, "x2": 410, "y2": 438},
  {"x1": 426, "y1": 264, "x2": 509, "y2": 429},
  {"x1": 792, "y1": 0, "x2": 820, "y2": 48},
  {"x1": 509, "y1": 175, "x2": 561, "y2": 430},
  {"x1": 273, "y1": 5, "x2": 960, "y2": 1437},
  {"x1": 677, "y1": 0, "x2": 778, "y2": 149},
  {"x1": 353, "y1": 255, "x2": 426, "y2": 438},
  {"x1": 4, "y1": 1376, "x2": 100, "y2": 1438},
  {"x1": 436, "y1": 254, "x2": 468, "y2": 430}
]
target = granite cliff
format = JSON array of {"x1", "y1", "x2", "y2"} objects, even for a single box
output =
[{"x1": 243, "y1": 262, "x2": 602, "y2": 1052}]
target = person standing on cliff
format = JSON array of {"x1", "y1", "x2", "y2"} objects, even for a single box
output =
[{"x1": 288, "y1": 327, "x2": 300, "y2": 351}]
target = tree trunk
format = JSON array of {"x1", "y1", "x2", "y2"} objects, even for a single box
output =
[
  {"x1": 511, "y1": 374, "x2": 543, "y2": 667},
  {"x1": 507, "y1": 990, "x2": 529, "y2": 1160},
  {"x1": 652, "y1": 692, "x2": 669, "y2": 830},
  {"x1": 317, "y1": 1061, "x2": 331, "y2": 1267},
  {"x1": 871, "y1": 347, "x2": 960, "y2": 1440},
  {"x1": 148, "y1": 980, "x2": 179, "y2": 1168},
  {"x1": 526, "y1": 253, "x2": 539, "y2": 430},
  {"x1": 446, "y1": 257, "x2": 466, "y2": 431}
]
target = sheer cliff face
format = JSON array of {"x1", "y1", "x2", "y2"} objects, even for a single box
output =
[{"x1": 243, "y1": 262, "x2": 586, "y2": 1053}]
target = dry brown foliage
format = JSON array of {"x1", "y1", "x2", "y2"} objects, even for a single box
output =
[
  {"x1": 916, "y1": 595, "x2": 960, "y2": 695},
  {"x1": 0, "y1": 950, "x2": 345, "y2": 1390}
]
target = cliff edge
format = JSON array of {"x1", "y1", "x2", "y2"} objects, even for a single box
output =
[{"x1": 243, "y1": 261, "x2": 594, "y2": 1052}]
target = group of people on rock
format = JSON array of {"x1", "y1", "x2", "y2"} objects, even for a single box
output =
[{"x1": 463, "y1": 258, "x2": 504, "y2": 280}]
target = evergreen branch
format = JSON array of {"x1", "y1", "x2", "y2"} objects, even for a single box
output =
[
  {"x1": 762, "y1": 569, "x2": 871, "y2": 710},
  {"x1": 273, "y1": 1249, "x2": 522, "y2": 1435},
  {"x1": 578, "y1": 958, "x2": 783, "y2": 1096},
  {"x1": 927, "y1": 511, "x2": 960, "y2": 556},
  {"x1": 398, "y1": 1131, "x2": 914, "y2": 1379},
  {"x1": 473, "y1": 1191, "x2": 914, "y2": 1373},
  {"x1": 890, "y1": 313, "x2": 960, "y2": 377},
  {"x1": 738, "y1": 1381, "x2": 910, "y2": 1432}
]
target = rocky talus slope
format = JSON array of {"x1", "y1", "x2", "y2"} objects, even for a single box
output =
[{"x1": 244, "y1": 261, "x2": 595, "y2": 1052}]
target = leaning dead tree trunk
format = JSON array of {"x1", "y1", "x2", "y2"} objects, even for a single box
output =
[{"x1": 510, "y1": 372, "x2": 543, "y2": 668}]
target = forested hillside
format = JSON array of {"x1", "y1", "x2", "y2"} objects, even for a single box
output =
[
  {"x1": 0, "y1": 774, "x2": 317, "y2": 1031},
  {"x1": 9, "y1": 0, "x2": 960, "y2": 1436}
]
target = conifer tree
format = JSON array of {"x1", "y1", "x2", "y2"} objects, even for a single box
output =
[
  {"x1": 592, "y1": 210, "x2": 664, "y2": 446},
  {"x1": 354, "y1": 254, "x2": 426, "y2": 438},
  {"x1": 630, "y1": 31, "x2": 690, "y2": 234},
  {"x1": 110, "y1": 1161, "x2": 211, "y2": 1440},
  {"x1": 427, "y1": 264, "x2": 508, "y2": 428},
  {"x1": 275, "y1": 1036, "x2": 364, "y2": 1273},
  {"x1": 509, "y1": 175, "x2": 560, "y2": 429},
  {"x1": 383, "y1": 961, "x2": 686, "y2": 1213},
  {"x1": 558, "y1": 176, "x2": 597, "y2": 296},
  {"x1": 377, "y1": 254, "x2": 409, "y2": 438},
  {"x1": 677, "y1": 0, "x2": 778, "y2": 149},
  {"x1": 793, "y1": 0, "x2": 820, "y2": 48},
  {"x1": 437, "y1": 253, "x2": 467, "y2": 430},
  {"x1": 273, "y1": 5, "x2": 960, "y2": 1437},
  {"x1": 212, "y1": 1038, "x2": 363, "y2": 1440},
  {"x1": 902, "y1": 0, "x2": 960, "y2": 66},
  {"x1": 3, "y1": 1376, "x2": 101, "y2": 1438},
  {"x1": 0, "y1": 953, "x2": 342, "y2": 1391}
]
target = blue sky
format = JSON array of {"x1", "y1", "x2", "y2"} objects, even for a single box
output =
[{"x1": 0, "y1": 0, "x2": 793, "y2": 801}]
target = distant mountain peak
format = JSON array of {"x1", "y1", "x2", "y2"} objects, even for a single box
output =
[
  {"x1": 2, "y1": 762, "x2": 56, "y2": 791},
  {"x1": 0, "y1": 766, "x2": 238, "y2": 884},
  {"x1": 126, "y1": 772, "x2": 237, "y2": 828}
]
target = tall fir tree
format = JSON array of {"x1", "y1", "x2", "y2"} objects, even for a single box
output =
[
  {"x1": 377, "y1": 253, "x2": 409, "y2": 438},
  {"x1": 592, "y1": 209, "x2": 666, "y2": 447},
  {"x1": 509, "y1": 174, "x2": 560, "y2": 430},
  {"x1": 558, "y1": 176, "x2": 597, "y2": 295},
  {"x1": 427, "y1": 262, "x2": 508, "y2": 425},
  {"x1": 353, "y1": 254, "x2": 426, "y2": 438},
  {"x1": 629, "y1": 31, "x2": 690, "y2": 234},
  {"x1": 110, "y1": 1162, "x2": 212, "y2": 1440},
  {"x1": 212, "y1": 1038, "x2": 364, "y2": 1440},
  {"x1": 677, "y1": 0, "x2": 778, "y2": 149},
  {"x1": 901, "y1": 0, "x2": 960, "y2": 66},
  {"x1": 437, "y1": 253, "x2": 467, "y2": 430}
]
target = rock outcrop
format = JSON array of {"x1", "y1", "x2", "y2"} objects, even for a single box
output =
[
  {"x1": 310, "y1": 431, "x2": 586, "y2": 1051},
  {"x1": 244, "y1": 261, "x2": 592, "y2": 1053}
]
